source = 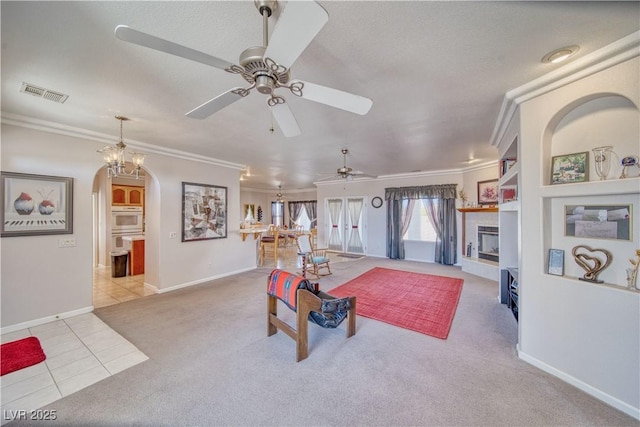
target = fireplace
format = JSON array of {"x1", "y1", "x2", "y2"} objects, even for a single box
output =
[{"x1": 477, "y1": 225, "x2": 499, "y2": 262}]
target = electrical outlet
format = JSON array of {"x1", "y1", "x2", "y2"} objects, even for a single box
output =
[
  {"x1": 169, "y1": 232, "x2": 177, "y2": 239},
  {"x1": 58, "y1": 238, "x2": 76, "y2": 248}
]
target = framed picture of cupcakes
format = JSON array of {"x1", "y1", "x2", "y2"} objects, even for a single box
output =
[{"x1": 1, "y1": 172, "x2": 73, "y2": 237}]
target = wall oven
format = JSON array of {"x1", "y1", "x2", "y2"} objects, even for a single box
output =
[{"x1": 111, "y1": 206, "x2": 143, "y2": 233}]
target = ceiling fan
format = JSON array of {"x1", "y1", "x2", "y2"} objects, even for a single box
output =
[
  {"x1": 114, "y1": 0, "x2": 373, "y2": 137},
  {"x1": 318, "y1": 148, "x2": 373, "y2": 181}
]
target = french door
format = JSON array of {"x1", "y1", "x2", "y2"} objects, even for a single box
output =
[{"x1": 325, "y1": 197, "x2": 366, "y2": 254}]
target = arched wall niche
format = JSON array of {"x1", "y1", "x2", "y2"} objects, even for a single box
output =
[{"x1": 541, "y1": 93, "x2": 639, "y2": 184}]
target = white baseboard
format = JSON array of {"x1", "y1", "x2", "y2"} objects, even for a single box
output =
[
  {"x1": 152, "y1": 266, "x2": 257, "y2": 294},
  {"x1": 1, "y1": 306, "x2": 94, "y2": 335},
  {"x1": 518, "y1": 348, "x2": 640, "y2": 420}
]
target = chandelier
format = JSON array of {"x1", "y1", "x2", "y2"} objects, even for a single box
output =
[{"x1": 98, "y1": 115, "x2": 146, "y2": 179}]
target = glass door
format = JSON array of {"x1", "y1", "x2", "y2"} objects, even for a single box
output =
[{"x1": 326, "y1": 197, "x2": 366, "y2": 254}]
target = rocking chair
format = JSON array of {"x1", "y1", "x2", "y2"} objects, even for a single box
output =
[{"x1": 296, "y1": 233, "x2": 332, "y2": 277}]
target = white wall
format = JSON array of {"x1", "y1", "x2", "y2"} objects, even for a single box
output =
[
  {"x1": 1, "y1": 122, "x2": 254, "y2": 330},
  {"x1": 518, "y1": 56, "x2": 640, "y2": 416}
]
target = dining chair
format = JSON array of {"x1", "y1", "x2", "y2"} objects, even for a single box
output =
[{"x1": 259, "y1": 226, "x2": 279, "y2": 266}]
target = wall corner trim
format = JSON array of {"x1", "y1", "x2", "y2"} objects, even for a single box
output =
[{"x1": 0, "y1": 306, "x2": 94, "y2": 335}]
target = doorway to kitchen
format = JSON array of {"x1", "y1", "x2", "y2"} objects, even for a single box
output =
[{"x1": 92, "y1": 168, "x2": 152, "y2": 308}]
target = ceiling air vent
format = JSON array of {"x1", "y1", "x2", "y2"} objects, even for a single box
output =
[{"x1": 20, "y1": 82, "x2": 69, "y2": 103}]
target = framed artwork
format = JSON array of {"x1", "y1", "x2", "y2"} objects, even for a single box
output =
[
  {"x1": 548, "y1": 249, "x2": 565, "y2": 276},
  {"x1": 477, "y1": 179, "x2": 498, "y2": 205},
  {"x1": 182, "y1": 182, "x2": 227, "y2": 242},
  {"x1": 551, "y1": 152, "x2": 589, "y2": 184},
  {"x1": 1, "y1": 172, "x2": 73, "y2": 237},
  {"x1": 565, "y1": 204, "x2": 631, "y2": 241}
]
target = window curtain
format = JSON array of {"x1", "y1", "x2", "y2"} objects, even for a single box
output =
[
  {"x1": 327, "y1": 199, "x2": 343, "y2": 250},
  {"x1": 287, "y1": 201, "x2": 304, "y2": 228},
  {"x1": 385, "y1": 184, "x2": 457, "y2": 265},
  {"x1": 302, "y1": 200, "x2": 317, "y2": 229},
  {"x1": 346, "y1": 198, "x2": 364, "y2": 253}
]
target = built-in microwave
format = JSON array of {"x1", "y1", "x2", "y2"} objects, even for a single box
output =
[{"x1": 111, "y1": 206, "x2": 143, "y2": 233}]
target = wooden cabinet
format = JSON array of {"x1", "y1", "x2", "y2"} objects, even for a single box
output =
[{"x1": 112, "y1": 185, "x2": 144, "y2": 207}]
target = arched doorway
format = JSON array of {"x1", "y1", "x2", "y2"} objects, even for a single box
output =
[{"x1": 91, "y1": 164, "x2": 154, "y2": 308}]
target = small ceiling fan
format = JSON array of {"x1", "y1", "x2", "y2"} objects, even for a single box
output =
[
  {"x1": 114, "y1": 0, "x2": 373, "y2": 137},
  {"x1": 318, "y1": 148, "x2": 373, "y2": 181}
]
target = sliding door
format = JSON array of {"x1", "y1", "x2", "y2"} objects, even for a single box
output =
[{"x1": 325, "y1": 197, "x2": 366, "y2": 254}]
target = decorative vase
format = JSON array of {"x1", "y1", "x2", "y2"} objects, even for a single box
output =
[
  {"x1": 14, "y1": 192, "x2": 34, "y2": 215},
  {"x1": 38, "y1": 200, "x2": 55, "y2": 215},
  {"x1": 592, "y1": 146, "x2": 613, "y2": 180}
]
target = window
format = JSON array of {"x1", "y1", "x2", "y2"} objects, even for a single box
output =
[
  {"x1": 403, "y1": 199, "x2": 438, "y2": 242},
  {"x1": 295, "y1": 206, "x2": 312, "y2": 231},
  {"x1": 271, "y1": 202, "x2": 284, "y2": 227}
]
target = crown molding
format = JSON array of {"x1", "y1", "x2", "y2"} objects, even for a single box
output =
[
  {"x1": 1, "y1": 112, "x2": 246, "y2": 170},
  {"x1": 490, "y1": 30, "x2": 640, "y2": 147}
]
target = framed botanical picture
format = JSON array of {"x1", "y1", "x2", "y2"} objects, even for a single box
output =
[
  {"x1": 551, "y1": 152, "x2": 589, "y2": 184},
  {"x1": 1, "y1": 172, "x2": 73, "y2": 237},
  {"x1": 182, "y1": 182, "x2": 227, "y2": 242},
  {"x1": 548, "y1": 249, "x2": 565, "y2": 276},
  {"x1": 565, "y1": 204, "x2": 631, "y2": 241},
  {"x1": 477, "y1": 179, "x2": 498, "y2": 205}
]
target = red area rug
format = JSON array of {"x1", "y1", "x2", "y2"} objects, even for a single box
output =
[
  {"x1": 1, "y1": 337, "x2": 46, "y2": 376},
  {"x1": 328, "y1": 267, "x2": 463, "y2": 339}
]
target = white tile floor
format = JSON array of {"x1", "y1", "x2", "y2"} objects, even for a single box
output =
[{"x1": 1, "y1": 313, "x2": 147, "y2": 425}]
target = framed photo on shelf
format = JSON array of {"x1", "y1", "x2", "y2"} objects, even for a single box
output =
[
  {"x1": 477, "y1": 179, "x2": 498, "y2": 206},
  {"x1": 551, "y1": 152, "x2": 589, "y2": 184},
  {"x1": 182, "y1": 182, "x2": 227, "y2": 242},
  {"x1": 564, "y1": 204, "x2": 631, "y2": 241},
  {"x1": 1, "y1": 172, "x2": 73, "y2": 237},
  {"x1": 548, "y1": 249, "x2": 565, "y2": 276}
]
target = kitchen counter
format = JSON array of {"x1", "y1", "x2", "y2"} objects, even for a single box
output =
[{"x1": 123, "y1": 235, "x2": 144, "y2": 275}]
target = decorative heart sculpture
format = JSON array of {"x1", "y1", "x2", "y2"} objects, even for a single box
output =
[{"x1": 572, "y1": 245, "x2": 612, "y2": 283}]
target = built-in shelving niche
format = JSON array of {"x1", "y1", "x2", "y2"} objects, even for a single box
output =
[{"x1": 542, "y1": 95, "x2": 639, "y2": 293}]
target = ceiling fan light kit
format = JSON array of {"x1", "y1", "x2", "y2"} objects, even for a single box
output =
[{"x1": 114, "y1": 0, "x2": 372, "y2": 137}]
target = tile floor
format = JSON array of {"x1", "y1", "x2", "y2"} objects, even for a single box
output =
[
  {"x1": 93, "y1": 266, "x2": 153, "y2": 309},
  {"x1": 1, "y1": 313, "x2": 147, "y2": 425}
]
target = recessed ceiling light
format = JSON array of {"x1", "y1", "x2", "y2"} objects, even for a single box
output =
[{"x1": 542, "y1": 45, "x2": 580, "y2": 64}]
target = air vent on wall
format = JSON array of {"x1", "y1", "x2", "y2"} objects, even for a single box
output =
[{"x1": 19, "y1": 82, "x2": 69, "y2": 103}]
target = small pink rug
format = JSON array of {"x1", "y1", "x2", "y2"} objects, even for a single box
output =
[
  {"x1": 328, "y1": 267, "x2": 463, "y2": 339},
  {"x1": 1, "y1": 337, "x2": 46, "y2": 376}
]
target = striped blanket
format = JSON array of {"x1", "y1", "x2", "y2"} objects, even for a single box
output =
[{"x1": 268, "y1": 269, "x2": 312, "y2": 311}]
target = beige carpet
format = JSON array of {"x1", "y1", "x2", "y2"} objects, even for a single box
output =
[{"x1": 29, "y1": 257, "x2": 637, "y2": 426}]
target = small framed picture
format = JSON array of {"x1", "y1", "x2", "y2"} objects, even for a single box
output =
[
  {"x1": 548, "y1": 249, "x2": 565, "y2": 276},
  {"x1": 551, "y1": 152, "x2": 589, "y2": 184},
  {"x1": 477, "y1": 179, "x2": 498, "y2": 205}
]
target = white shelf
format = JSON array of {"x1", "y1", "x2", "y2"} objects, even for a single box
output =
[
  {"x1": 499, "y1": 200, "x2": 520, "y2": 211},
  {"x1": 541, "y1": 177, "x2": 639, "y2": 198},
  {"x1": 499, "y1": 162, "x2": 519, "y2": 187}
]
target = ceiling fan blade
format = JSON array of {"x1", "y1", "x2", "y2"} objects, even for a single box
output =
[
  {"x1": 186, "y1": 88, "x2": 245, "y2": 119},
  {"x1": 263, "y1": 0, "x2": 328, "y2": 69},
  {"x1": 271, "y1": 102, "x2": 301, "y2": 137},
  {"x1": 115, "y1": 25, "x2": 234, "y2": 70},
  {"x1": 297, "y1": 81, "x2": 373, "y2": 115}
]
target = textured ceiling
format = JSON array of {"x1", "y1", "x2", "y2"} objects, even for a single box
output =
[{"x1": 1, "y1": 1, "x2": 638, "y2": 192}]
